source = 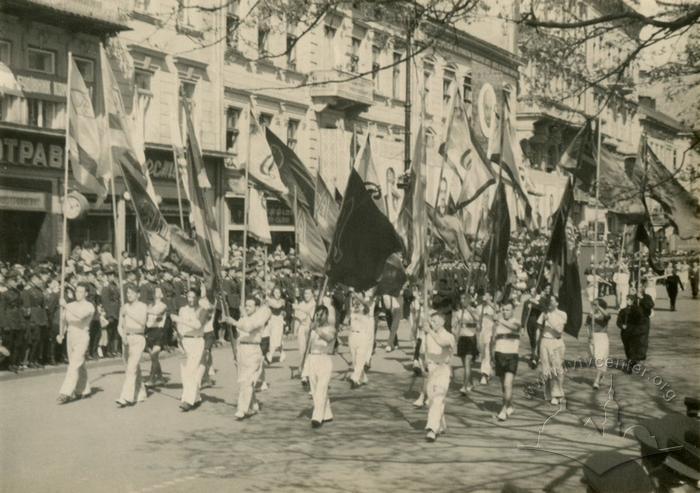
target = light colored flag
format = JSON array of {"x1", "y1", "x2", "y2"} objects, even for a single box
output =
[
  {"x1": 314, "y1": 173, "x2": 340, "y2": 241},
  {"x1": 296, "y1": 205, "x2": 327, "y2": 273},
  {"x1": 442, "y1": 96, "x2": 495, "y2": 208},
  {"x1": 68, "y1": 56, "x2": 107, "y2": 199},
  {"x1": 353, "y1": 134, "x2": 386, "y2": 215},
  {"x1": 248, "y1": 108, "x2": 288, "y2": 194},
  {"x1": 248, "y1": 187, "x2": 272, "y2": 244}
]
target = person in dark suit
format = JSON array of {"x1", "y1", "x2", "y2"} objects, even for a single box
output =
[
  {"x1": 616, "y1": 288, "x2": 654, "y2": 371},
  {"x1": 21, "y1": 273, "x2": 49, "y2": 367},
  {"x1": 3, "y1": 272, "x2": 24, "y2": 372},
  {"x1": 665, "y1": 269, "x2": 684, "y2": 311}
]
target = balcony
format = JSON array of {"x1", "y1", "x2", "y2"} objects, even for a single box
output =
[{"x1": 309, "y1": 69, "x2": 374, "y2": 111}]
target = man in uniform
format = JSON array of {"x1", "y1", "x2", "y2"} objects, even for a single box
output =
[
  {"x1": 101, "y1": 269, "x2": 121, "y2": 357},
  {"x1": 57, "y1": 283, "x2": 95, "y2": 403},
  {"x1": 116, "y1": 284, "x2": 148, "y2": 407},
  {"x1": 3, "y1": 272, "x2": 24, "y2": 372},
  {"x1": 21, "y1": 272, "x2": 48, "y2": 368},
  {"x1": 424, "y1": 310, "x2": 456, "y2": 442},
  {"x1": 225, "y1": 297, "x2": 271, "y2": 420}
]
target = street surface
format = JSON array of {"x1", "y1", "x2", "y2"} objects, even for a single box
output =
[{"x1": 1, "y1": 290, "x2": 698, "y2": 493}]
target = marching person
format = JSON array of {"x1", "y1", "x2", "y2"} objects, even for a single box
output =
[
  {"x1": 116, "y1": 284, "x2": 148, "y2": 408},
  {"x1": 171, "y1": 288, "x2": 205, "y2": 412},
  {"x1": 145, "y1": 286, "x2": 168, "y2": 387},
  {"x1": 57, "y1": 283, "x2": 95, "y2": 404},
  {"x1": 266, "y1": 286, "x2": 286, "y2": 363},
  {"x1": 587, "y1": 298, "x2": 611, "y2": 389},
  {"x1": 613, "y1": 264, "x2": 630, "y2": 309},
  {"x1": 491, "y1": 301, "x2": 522, "y2": 421},
  {"x1": 478, "y1": 292, "x2": 496, "y2": 385},
  {"x1": 383, "y1": 292, "x2": 401, "y2": 353},
  {"x1": 664, "y1": 267, "x2": 684, "y2": 312},
  {"x1": 293, "y1": 288, "x2": 315, "y2": 387},
  {"x1": 690, "y1": 261, "x2": 699, "y2": 299},
  {"x1": 537, "y1": 297, "x2": 567, "y2": 406},
  {"x1": 424, "y1": 309, "x2": 456, "y2": 442},
  {"x1": 306, "y1": 305, "x2": 337, "y2": 428},
  {"x1": 616, "y1": 286, "x2": 654, "y2": 372},
  {"x1": 348, "y1": 295, "x2": 373, "y2": 388},
  {"x1": 225, "y1": 297, "x2": 270, "y2": 420},
  {"x1": 453, "y1": 293, "x2": 479, "y2": 394},
  {"x1": 199, "y1": 290, "x2": 217, "y2": 389}
]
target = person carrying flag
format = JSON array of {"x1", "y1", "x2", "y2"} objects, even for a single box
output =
[
  {"x1": 424, "y1": 310, "x2": 456, "y2": 442},
  {"x1": 307, "y1": 305, "x2": 337, "y2": 428},
  {"x1": 491, "y1": 301, "x2": 522, "y2": 421}
]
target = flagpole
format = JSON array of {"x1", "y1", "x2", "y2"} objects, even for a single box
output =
[
  {"x1": 594, "y1": 116, "x2": 602, "y2": 283},
  {"x1": 110, "y1": 176, "x2": 125, "y2": 310},
  {"x1": 241, "y1": 123, "x2": 251, "y2": 312},
  {"x1": 173, "y1": 147, "x2": 186, "y2": 230},
  {"x1": 59, "y1": 51, "x2": 73, "y2": 339}
]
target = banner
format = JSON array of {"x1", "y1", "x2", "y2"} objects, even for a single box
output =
[
  {"x1": 314, "y1": 173, "x2": 340, "y2": 242},
  {"x1": 266, "y1": 128, "x2": 315, "y2": 212},
  {"x1": 248, "y1": 187, "x2": 272, "y2": 244},
  {"x1": 484, "y1": 181, "x2": 510, "y2": 293},
  {"x1": 248, "y1": 110, "x2": 288, "y2": 194},
  {"x1": 559, "y1": 120, "x2": 597, "y2": 193}
]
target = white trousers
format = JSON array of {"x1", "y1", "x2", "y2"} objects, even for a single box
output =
[
  {"x1": 180, "y1": 337, "x2": 204, "y2": 405},
  {"x1": 269, "y1": 316, "x2": 284, "y2": 353},
  {"x1": 617, "y1": 286, "x2": 629, "y2": 308},
  {"x1": 426, "y1": 362, "x2": 450, "y2": 433},
  {"x1": 297, "y1": 324, "x2": 310, "y2": 378},
  {"x1": 119, "y1": 334, "x2": 147, "y2": 403},
  {"x1": 59, "y1": 328, "x2": 91, "y2": 397},
  {"x1": 308, "y1": 354, "x2": 333, "y2": 422},
  {"x1": 237, "y1": 344, "x2": 262, "y2": 415},
  {"x1": 349, "y1": 331, "x2": 371, "y2": 384},
  {"x1": 479, "y1": 327, "x2": 493, "y2": 376}
]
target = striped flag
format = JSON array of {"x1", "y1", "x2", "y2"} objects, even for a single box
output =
[{"x1": 68, "y1": 56, "x2": 107, "y2": 199}]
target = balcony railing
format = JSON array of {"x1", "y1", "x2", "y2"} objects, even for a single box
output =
[{"x1": 309, "y1": 69, "x2": 374, "y2": 109}]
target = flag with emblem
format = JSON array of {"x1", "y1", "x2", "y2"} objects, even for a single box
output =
[
  {"x1": 265, "y1": 127, "x2": 315, "y2": 212},
  {"x1": 353, "y1": 135, "x2": 387, "y2": 216},
  {"x1": 68, "y1": 55, "x2": 107, "y2": 199},
  {"x1": 247, "y1": 110, "x2": 288, "y2": 195}
]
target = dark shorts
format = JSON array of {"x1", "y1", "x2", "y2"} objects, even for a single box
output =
[
  {"x1": 204, "y1": 331, "x2": 216, "y2": 351},
  {"x1": 494, "y1": 352, "x2": 519, "y2": 378},
  {"x1": 145, "y1": 327, "x2": 165, "y2": 350},
  {"x1": 260, "y1": 336, "x2": 270, "y2": 355},
  {"x1": 457, "y1": 335, "x2": 478, "y2": 358}
]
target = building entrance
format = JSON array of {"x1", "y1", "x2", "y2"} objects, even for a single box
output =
[{"x1": 0, "y1": 211, "x2": 47, "y2": 263}]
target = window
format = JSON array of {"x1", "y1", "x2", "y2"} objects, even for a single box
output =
[
  {"x1": 73, "y1": 56, "x2": 94, "y2": 82},
  {"x1": 324, "y1": 25, "x2": 336, "y2": 69},
  {"x1": 134, "y1": 70, "x2": 152, "y2": 136},
  {"x1": 227, "y1": 0, "x2": 240, "y2": 16},
  {"x1": 287, "y1": 118, "x2": 299, "y2": 150},
  {"x1": 349, "y1": 37, "x2": 361, "y2": 73},
  {"x1": 177, "y1": 0, "x2": 192, "y2": 26},
  {"x1": 372, "y1": 45, "x2": 381, "y2": 90},
  {"x1": 134, "y1": 70, "x2": 151, "y2": 92},
  {"x1": 423, "y1": 63, "x2": 433, "y2": 97},
  {"x1": 226, "y1": 14, "x2": 240, "y2": 49},
  {"x1": 179, "y1": 80, "x2": 196, "y2": 135},
  {"x1": 258, "y1": 25, "x2": 270, "y2": 57},
  {"x1": 0, "y1": 40, "x2": 10, "y2": 65},
  {"x1": 286, "y1": 34, "x2": 297, "y2": 69},
  {"x1": 392, "y1": 52, "x2": 401, "y2": 99},
  {"x1": 226, "y1": 107, "x2": 241, "y2": 154},
  {"x1": 26, "y1": 98, "x2": 64, "y2": 129},
  {"x1": 462, "y1": 71, "x2": 472, "y2": 105},
  {"x1": 133, "y1": 0, "x2": 150, "y2": 12},
  {"x1": 259, "y1": 112, "x2": 273, "y2": 128},
  {"x1": 27, "y1": 47, "x2": 55, "y2": 74},
  {"x1": 443, "y1": 69, "x2": 455, "y2": 110}
]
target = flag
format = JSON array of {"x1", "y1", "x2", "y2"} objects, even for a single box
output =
[
  {"x1": 353, "y1": 135, "x2": 387, "y2": 215},
  {"x1": 328, "y1": 169, "x2": 404, "y2": 291},
  {"x1": 375, "y1": 253, "x2": 408, "y2": 297},
  {"x1": 488, "y1": 105, "x2": 532, "y2": 215},
  {"x1": 396, "y1": 125, "x2": 427, "y2": 275},
  {"x1": 247, "y1": 111, "x2": 288, "y2": 195},
  {"x1": 101, "y1": 46, "x2": 170, "y2": 262},
  {"x1": 427, "y1": 206, "x2": 472, "y2": 263},
  {"x1": 129, "y1": 90, "x2": 158, "y2": 201},
  {"x1": 167, "y1": 224, "x2": 210, "y2": 274},
  {"x1": 314, "y1": 173, "x2": 340, "y2": 241},
  {"x1": 559, "y1": 120, "x2": 597, "y2": 193},
  {"x1": 265, "y1": 128, "x2": 315, "y2": 212},
  {"x1": 483, "y1": 181, "x2": 510, "y2": 293},
  {"x1": 635, "y1": 141, "x2": 700, "y2": 239},
  {"x1": 625, "y1": 221, "x2": 664, "y2": 275},
  {"x1": 248, "y1": 187, "x2": 272, "y2": 244},
  {"x1": 441, "y1": 97, "x2": 495, "y2": 207},
  {"x1": 184, "y1": 107, "x2": 223, "y2": 279},
  {"x1": 68, "y1": 56, "x2": 107, "y2": 199},
  {"x1": 597, "y1": 145, "x2": 646, "y2": 217},
  {"x1": 541, "y1": 178, "x2": 583, "y2": 338},
  {"x1": 295, "y1": 206, "x2": 327, "y2": 273}
]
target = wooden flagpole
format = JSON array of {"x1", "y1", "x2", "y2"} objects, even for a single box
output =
[
  {"x1": 594, "y1": 116, "x2": 603, "y2": 288},
  {"x1": 240, "y1": 117, "x2": 251, "y2": 313},
  {"x1": 58, "y1": 51, "x2": 73, "y2": 340}
]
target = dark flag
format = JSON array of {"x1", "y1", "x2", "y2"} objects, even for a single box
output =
[
  {"x1": 626, "y1": 221, "x2": 664, "y2": 275},
  {"x1": 328, "y1": 169, "x2": 404, "y2": 292},
  {"x1": 558, "y1": 120, "x2": 597, "y2": 193},
  {"x1": 265, "y1": 128, "x2": 316, "y2": 212},
  {"x1": 484, "y1": 181, "x2": 510, "y2": 294},
  {"x1": 375, "y1": 253, "x2": 408, "y2": 297},
  {"x1": 541, "y1": 178, "x2": 583, "y2": 338}
]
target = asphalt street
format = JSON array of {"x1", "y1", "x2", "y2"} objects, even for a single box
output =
[{"x1": 1, "y1": 289, "x2": 698, "y2": 493}]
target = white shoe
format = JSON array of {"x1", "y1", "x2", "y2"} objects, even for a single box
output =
[
  {"x1": 592, "y1": 381, "x2": 600, "y2": 390},
  {"x1": 506, "y1": 406, "x2": 514, "y2": 417},
  {"x1": 413, "y1": 395, "x2": 425, "y2": 408},
  {"x1": 459, "y1": 386, "x2": 468, "y2": 396},
  {"x1": 260, "y1": 382, "x2": 269, "y2": 391},
  {"x1": 497, "y1": 409, "x2": 507, "y2": 421},
  {"x1": 480, "y1": 376, "x2": 488, "y2": 385},
  {"x1": 97, "y1": 347, "x2": 104, "y2": 358},
  {"x1": 385, "y1": 345, "x2": 393, "y2": 352},
  {"x1": 550, "y1": 397, "x2": 560, "y2": 405},
  {"x1": 425, "y1": 430, "x2": 436, "y2": 442}
]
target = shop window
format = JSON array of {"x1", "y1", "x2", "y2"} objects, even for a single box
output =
[
  {"x1": 27, "y1": 47, "x2": 55, "y2": 74},
  {"x1": 258, "y1": 25, "x2": 270, "y2": 57},
  {"x1": 287, "y1": 118, "x2": 299, "y2": 150},
  {"x1": 372, "y1": 45, "x2": 381, "y2": 91},
  {"x1": 26, "y1": 98, "x2": 64, "y2": 129},
  {"x1": 286, "y1": 34, "x2": 297, "y2": 69},
  {"x1": 392, "y1": 51, "x2": 401, "y2": 99},
  {"x1": 462, "y1": 70, "x2": 472, "y2": 105},
  {"x1": 0, "y1": 40, "x2": 10, "y2": 65},
  {"x1": 349, "y1": 37, "x2": 361, "y2": 73},
  {"x1": 226, "y1": 106, "x2": 241, "y2": 154}
]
